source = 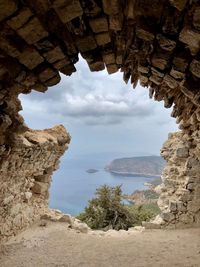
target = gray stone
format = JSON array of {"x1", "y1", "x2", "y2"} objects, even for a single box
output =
[{"x1": 176, "y1": 147, "x2": 189, "y2": 158}]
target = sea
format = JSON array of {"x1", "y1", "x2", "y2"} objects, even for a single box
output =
[{"x1": 49, "y1": 155, "x2": 157, "y2": 216}]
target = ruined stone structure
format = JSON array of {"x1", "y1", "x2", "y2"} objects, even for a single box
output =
[
  {"x1": 0, "y1": 125, "x2": 70, "y2": 242},
  {"x1": 0, "y1": 0, "x2": 200, "y2": 240}
]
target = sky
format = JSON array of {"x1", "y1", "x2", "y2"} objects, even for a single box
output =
[{"x1": 19, "y1": 57, "x2": 178, "y2": 161}]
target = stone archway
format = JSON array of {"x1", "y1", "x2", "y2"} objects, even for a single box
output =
[{"x1": 0, "y1": 0, "x2": 200, "y2": 241}]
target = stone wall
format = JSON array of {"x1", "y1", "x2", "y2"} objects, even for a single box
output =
[
  {"x1": 155, "y1": 131, "x2": 200, "y2": 228},
  {"x1": 0, "y1": 125, "x2": 70, "y2": 242}
]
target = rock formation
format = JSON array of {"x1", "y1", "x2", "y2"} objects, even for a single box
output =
[
  {"x1": 0, "y1": 125, "x2": 70, "y2": 242},
  {"x1": 0, "y1": 0, "x2": 200, "y2": 240},
  {"x1": 155, "y1": 131, "x2": 200, "y2": 227}
]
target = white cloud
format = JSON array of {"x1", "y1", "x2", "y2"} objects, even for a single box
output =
[{"x1": 20, "y1": 58, "x2": 159, "y2": 126}]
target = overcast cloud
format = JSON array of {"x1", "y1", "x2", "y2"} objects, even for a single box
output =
[{"x1": 19, "y1": 57, "x2": 178, "y2": 158}]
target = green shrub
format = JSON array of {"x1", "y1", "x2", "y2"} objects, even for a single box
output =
[
  {"x1": 77, "y1": 185, "x2": 160, "y2": 230},
  {"x1": 77, "y1": 185, "x2": 133, "y2": 230},
  {"x1": 125, "y1": 203, "x2": 160, "y2": 226}
]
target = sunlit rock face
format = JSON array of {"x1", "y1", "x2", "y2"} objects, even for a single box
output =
[
  {"x1": 157, "y1": 132, "x2": 200, "y2": 228},
  {"x1": 0, "y1": 0, "x2": 200, "y2": 240},
  {"x1": 0, "y1": 125, "x2": 70, "y2": 242}
]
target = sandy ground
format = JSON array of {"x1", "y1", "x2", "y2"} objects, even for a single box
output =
[{"x1": 1, "y1": 222, "x2": 200, "y2": 267}]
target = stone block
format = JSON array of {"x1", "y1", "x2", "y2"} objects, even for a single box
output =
[
  {"x1": 156, "y1": 34, "x2": 176, "y2": 52},
  {"x1": 116, "y1": 54, "x2": 123, "y2": 65},
  {"x1": 169, "y1": 201, "x2": 177, "y2": 212},
  {"x1": 55, "y1": 0, "x2": 83, "y2": 23},
  {"x1": 149, "y1": 74, "x2": 162, "y2": 85},
  {"x1": 162, "y1": 212, "x2": 175, "y2": 222},
  {"x1": 163, "y1": 75, "x2": 178, "y2": 89},
  {"x1": 109, "y1": 15, "x2": 123, "y2": 31},
  {"x1": 33, "y1": 83, "x2": 48, "y2": 93},
  {"x1": 173, "y1": 57, "x2": 188, "y2": 72},
  {"x1": 151, "y1": 56, "x2": 168, "y2": 70},
  {"x1": 170, "y1": 68, "x2": 185, "y2": 80},
  {"x1": 53, "y1": 58, "x2": 71, "y2": 70},
  {"x1": 102, "y1": 0, "x2": 119, "y2": 15},
  {"x1": 7, "y1": 8, "x2": 33, "y2": 30},
  {"x1": 106, "y1": 64, "x2": 118, "y2": 74},
  {"x1": 102, "y1": 53, "x2": 115, "y2": 65},
  {"x1": 0, "y1": 0, "x2": 18, "y2": 22},
  {"x1": 44, "y1": 73, "x2": 61, "y2": 87},
  {"x1": 17, "y1": 48, "x2": 44, "y2": 70},
  {"x1": 59, "y1": 64, "x2": 76, "y2": 76},
  {"x1": 38, "y1": 67, "x2": 57, "y2": 83},
  {"x1": 179, "y1": 27, "x2": 200, "y2": 55},
  {"x1": 95, "y1": 32, "x2": 111, "y2": 46},
  {"x1": 138, "y1": 65, "x2": 149, "y2": 74},
  {"x1": 75, "y1": 36, "x2": 97, "y2": 53},
  {"x1": 139, "y1": 75, "x2": 148, "y2": 87},
  {"x1": 17, "y1": 17, "x2": 48, "y2": 44},
  {"x1": 88, "y1": 61, "x2": 105, "y2": 72},
  {"x1": 31, "y1": 181, "x2": 49, "y2": 194},
  {"x1": 43, "y1": 46, "x2": 66, "y2": 64},
  {"x1": 190, "y1": 59, "x2": 200, "y2": 79},
  {"x1": 89, "y1": 16, "x2": 108, "y2": 33}
]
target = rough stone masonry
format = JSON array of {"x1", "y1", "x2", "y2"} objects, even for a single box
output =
[{"x1": 0, "y1": 0, "x2": 200, "y2": 241}]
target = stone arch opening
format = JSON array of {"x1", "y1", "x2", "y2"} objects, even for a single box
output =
[
  {"x1": 0, "y1": 0, "x2": 200, "y2": 241},
  {"x1": 19, "y1": 59, "x2": 177, "y2": 217}
]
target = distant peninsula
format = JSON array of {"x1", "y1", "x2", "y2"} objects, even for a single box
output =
[
  {"x1": 86, "y1": 169, "x2": 99, "y2": 174},
  {"x1": 105, "y1": 156, "x2": 165, "y2": 178}
]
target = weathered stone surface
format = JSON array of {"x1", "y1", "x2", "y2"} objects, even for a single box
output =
[
  {"x1": 89, "y1": 17, "x2": 108, "y2": 33},
  {"x1": 55, "y1": 0, "x2": 83, "y2": 23},
  {"x1": 95, "y1": 32, "x2": 111, "y2": 46},
  {"x1": 43, "y1": 47, "x2": 66, "y2": 64},
  {"x1": 16, "y1": 48, "x2": 44, "y2": 70},
  {"x1": 17, "y1": 17, "x2": 48, "y2": 44},
  {"x1": 75, "y1": 36, "x2": 97, "y2": 52},
  {"x1": 7, "y1": 8, "x2": 33, "y2": 30},
  {"x1": 0, "y1": 125, "x2": 70, "y2": 242},
  {"x1": 190, "y1": 60, "x2": 200, "y2": 79},
  {"x1": 157, "y1": 34, "x2": 176, "y2": 52},
  {"x1": 179, "y1": 27, "x2": 200, "y2": 55},
  {"x1": 158, "y1": 131, "x2": 200, "y2": 228},
  {"x1": 0, "y1": 0, "x2": 18, "y2": 22}
]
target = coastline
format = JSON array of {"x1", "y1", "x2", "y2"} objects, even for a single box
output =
[{"x1": 107, "y1": 170, "x2": 161, "y2": 178}]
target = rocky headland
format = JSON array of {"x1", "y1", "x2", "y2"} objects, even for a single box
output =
[{"x1": 105, "y1": 156, "x2": 165, "y2": 178}]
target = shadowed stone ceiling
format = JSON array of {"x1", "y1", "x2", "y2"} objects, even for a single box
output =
[{"x1": 0, "y1": 0, "x2": 200, "y2": 138}]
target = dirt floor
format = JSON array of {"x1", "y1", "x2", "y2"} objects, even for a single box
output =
[{"x1": 1, "y1": 222, "x2": 200, "y2": 267}]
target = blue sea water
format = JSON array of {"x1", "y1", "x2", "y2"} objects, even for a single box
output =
[{"x1": 49, "y1": 155, "x2": 157, "y2": 216}]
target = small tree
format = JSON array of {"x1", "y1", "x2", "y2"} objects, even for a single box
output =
[{"x1": 77, "y1": 185, "x2": 134, "y2": 230}]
